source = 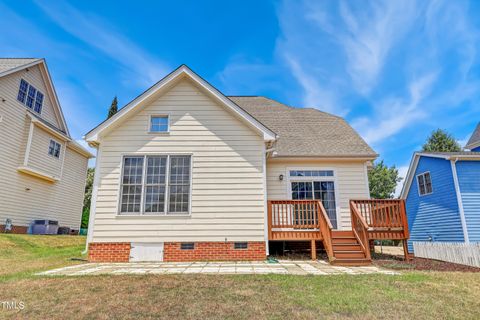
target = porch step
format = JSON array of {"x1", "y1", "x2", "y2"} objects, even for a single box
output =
[
  {"x1": 334, "y1": 251, "x2": 366, "y2": 259},
  {"x1": 331, "y1": 231, "x2": 354, "y2": 237},
  {"x1": 332, "y1": 243, "x2": 362, "y2": 251},
  {"x1": 331, "y1": 258, "x2": 372, "y2": 266}
]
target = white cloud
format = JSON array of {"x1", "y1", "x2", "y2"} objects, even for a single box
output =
[
  {"x1": 33, "y1": 1, "x2": 169, "y2": 88},
  {"x1": 353, "y1": 72, "x2": 438, "y2": 144}
]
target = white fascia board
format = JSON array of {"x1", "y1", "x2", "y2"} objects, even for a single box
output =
[
  {"x1": 85, "y1": 65, "x2": 277, "y2": 143},
  {"x1": 400, "y1": 153, "x2": 421, "y2": 199}
]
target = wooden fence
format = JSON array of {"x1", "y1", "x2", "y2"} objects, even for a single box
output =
[{"x1": 413, "y1": 242, "x2": 480, "y2": 268}]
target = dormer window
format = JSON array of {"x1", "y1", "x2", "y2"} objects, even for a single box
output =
[
  {"x1": 17, "y1": 79, "x2": 44, "y2": 114},
  {"x1": 149, "y1": 115, "x2": 169, "y2": 133}
]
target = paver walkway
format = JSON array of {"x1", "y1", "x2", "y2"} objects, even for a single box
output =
[{"x1": 38, "y1": 260, "x2": 398, "y2": 276}]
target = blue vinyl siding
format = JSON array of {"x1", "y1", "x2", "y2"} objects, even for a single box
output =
[
  {"x1": 471, "y1": 146, "x2": 480, "y2": 152},
  {"x1": 456, "y1": 161, "x2": 480, "y2": 242},
  {"x1": 406, "y1": 156, "x2": 464, "y2": 252}
]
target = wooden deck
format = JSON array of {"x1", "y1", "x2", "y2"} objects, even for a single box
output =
[{"x1": 268, "y1": 199, "x2": 410, "y2": 265}]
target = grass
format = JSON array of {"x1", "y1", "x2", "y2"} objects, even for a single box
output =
[
  {"x1": 0, "y1": 234, "x2": 85, "y2": 281},
  {"x1": 1, "y1": 235, "x2": 480, "y2": 319}
]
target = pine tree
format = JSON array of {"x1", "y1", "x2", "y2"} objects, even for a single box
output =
[
  {"x1": 107, "y1": 96, "x2": 118, "y2": 119},
  {"x1": 422, "y1": 129, "x2": 461, "y2": 152}
]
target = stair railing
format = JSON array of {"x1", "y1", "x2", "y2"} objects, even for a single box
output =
[
  {"x1": 350, "y1": 201, "x2": 372, "y2": 260},
  {"x1": 316, "y1": 201, "x2": 334, "y2": 261}
]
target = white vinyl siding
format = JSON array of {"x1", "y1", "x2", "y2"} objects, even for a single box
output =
[
  {"x1": 267, "y1": 159, "x2": 370, "y2": 230},
  {"x1": 0, "y1": 67, "x2": 89, "y2": 229},
  {"x1": 92, "y1": 79, "x2": 265, "y2": 243},
  {"x1": 25, "y1": 125, "x2": 64, "y2": 179}
]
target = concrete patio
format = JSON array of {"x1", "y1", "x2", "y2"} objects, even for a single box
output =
[{"x1": 38, "y1": 260, "x2": 399, "y2": 276}]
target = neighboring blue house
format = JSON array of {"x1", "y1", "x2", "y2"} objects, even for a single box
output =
[{"x1": 401, "y1": 126, "x2": 480, "y2": 253}]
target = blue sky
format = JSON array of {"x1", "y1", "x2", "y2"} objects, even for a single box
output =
[{"x1": 1, "y1": 0, "x2": 480, "y2": 190}]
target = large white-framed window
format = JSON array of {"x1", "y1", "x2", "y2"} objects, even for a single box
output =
[
  {"x1": 287, "y1": 168, "x2": 340, "y2": 229},
  {"x1": 119, "y1": 154, "x2": 192, "y2": 215},
  {"x1": 417, "y1": 172, "x2": 433, "y2": 196},
  {"x1": 149, "y1": 115, "x2": 169, "y2": 133}
]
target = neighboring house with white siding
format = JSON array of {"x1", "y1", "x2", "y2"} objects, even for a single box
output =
[
  {"x1": 85, "y1": 65, "x2": 383, "y2": 264},
  {"x1": 0, "y1": 58, "x2": 93, "y2": 233}
]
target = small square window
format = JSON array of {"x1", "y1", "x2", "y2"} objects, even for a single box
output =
[
  {"x1": 150, "y1": 116, "x2": 169, "y2": 133},
  {"x1": 48, "y1": 140, "x2": 61, "y2": 158},
  {"x1": 180, "y1": 243, "x2": 195, "y2": 250},
  {"x1": 234, "y1": 242, "x2": 248, "y2": 250}
]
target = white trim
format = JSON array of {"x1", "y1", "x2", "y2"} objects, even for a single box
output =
[
  {"x1": 147, "y1": 114, "x2": 170, "y2": 134},
  {"x1": 262, "y1": 143, "x2": 269, "y2": 255},
  {"x1": 85, "y1": 146, "x2": 101, "y2": 251},
  {"x1": 465, "y1": 140, "x2": 480, "y2": 150},
  {"x1": 416, "y1": 171, "x2": 433, "y2": 196},
  {"x1": 285, "y1": 166, "x2": 341, "y2": 229},
  {"x1": 17, "y1": 166, "x2": 59, "y2": 182},
  {"x1": 364, "y1": 162, "x2": 371, "y2": 199},
  {"x1": 450, "y1": 160, "x2": 470, "y2": 244},
  {"x1": 23, "y1": 121, "x2": 35, "y2": 166},
  {"x1": 85, "y1": 65, "x2": 276, "y2": 143}
]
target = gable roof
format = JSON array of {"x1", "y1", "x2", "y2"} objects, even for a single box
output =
[
  {"x1": 466, "y1": 122, "x2": 480, "y2": 150},
  {"x1": 85, "y1": 65, "x2": 277, "y2": 144},
  {"x1": 229, "y1": 96, "x2": 377, "y2": 158},
  {"x1": 400, "y1": 151, "x2": 480, "y2": 199},
  {"x1": 0, "y1": 58, "x2": 70, "y2": 137}
]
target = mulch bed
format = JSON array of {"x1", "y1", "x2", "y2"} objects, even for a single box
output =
[{"x1": 373, "y1": 253, "x2": 480, "y2": 272}]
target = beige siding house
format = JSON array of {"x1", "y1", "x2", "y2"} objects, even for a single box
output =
[
  {"x1": 0, "y1": 58, "x2": 93, "y2": 233},
  {"x1": 85, "y1": 65, "x2": 378, "y2": 264}
]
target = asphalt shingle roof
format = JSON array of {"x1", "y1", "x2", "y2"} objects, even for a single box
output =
[
  {"x1": 0, "y1": 58, "x2": 40, "y2": 75},
  {"x1": 228, "y1": 96, "x2": 377, "y2": 158},
  {"x1": 466, "y1": 122, "x2": 480, "y2": 148}
]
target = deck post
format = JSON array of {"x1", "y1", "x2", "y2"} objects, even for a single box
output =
[
  {"x1": 402, "y1": 239, "x2": 410, "y2": 261},
  {"x1": 311, "y1": 240, "x2": 317, "y2": 260}
]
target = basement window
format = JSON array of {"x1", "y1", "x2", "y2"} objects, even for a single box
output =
[
  {"x1": 234, "y1": 242, "x2": 248, "y2": 250},
  {"x1": 180, "y1": 243, "x2": 195, "y2": 250}
]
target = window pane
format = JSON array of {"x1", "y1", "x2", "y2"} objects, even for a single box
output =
[
  {"x1": 144, "y1": 156, "x2": 167, "y2": 213},
  {"x1": 291, "y1": 182, "x2": 313, "y2": 200},
  {"x1": 418, "y1": 175, "x2": 426, "y2": 195},
  {"x1": 314, "y1": 181, "x2": 337, "y2": 228},
  {"x1": 34, "y1": 91, "x2": 44, "y2": 113},
  {"x1": 424, "y1": 173, "x2": 432, "y2": 194},
  {"x1": 17, "y1": 79, "x2": 28, "y2": 103},
  {"x1": 289, "y1": 170, "x2": 334, "y2": 177},
  {"x1": 48, "y1": 140, "x2": 55, "y2": 156},
  {"x1": 121, "y1": 185, "x2": 142, "y2": 213},
  {"x1": 122, "y1": 157, "x2": 144, "y2": 184},
  {"x1": 168, "y1": 156, "x2": 191, "y2": 213},
  {"x1": 150, "y1": 116, "x2": 169, "y2": 132},
  {"x1": 26, "y1": 86, "x2": 36, "y2": 108}
]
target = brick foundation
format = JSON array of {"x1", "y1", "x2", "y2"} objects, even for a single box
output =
[
  {"x1": 88, "y1": 242, "x2": 131, "y2": 262},
  {"x1": 0, "y1": 224, "x2": 28, "y2": 234},
  {"x1": 163, "y1": 241, "x2": 266, "y2": 262}
]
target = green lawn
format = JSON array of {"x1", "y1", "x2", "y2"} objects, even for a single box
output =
[{"x1": 1, "y1": 234, "x2": 479, "y2": 319}]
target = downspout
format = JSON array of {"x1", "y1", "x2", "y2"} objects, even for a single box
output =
[
  {"x1": 82, "y1": 144, "x2": 102, "y2": 254},
  {"x1": 263, "y1": 143, "x2": 269, "y2": 256},
  {"x1": 450, "y1": 158, "x2": 470, "y2": 244}
]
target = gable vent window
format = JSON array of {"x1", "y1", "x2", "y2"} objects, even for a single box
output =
[
  {"x1": 234, "y1": 242, "x2": 248, "y2": 250},
  {"x1": 149, "y1": 115, "x2": 169, "y2": 133},
  {"x1": 48, "y1": 140, "x2": 61, "y2": 158},
  {"x1": 17, "y1": 79, "x2": 44, "y2": 114},
  {"x1": 180, "y1": 243, "x2": 195, "y2": 250},
  {"x1": 417, "y1": 172, "x2": 433, "y2": 196}
]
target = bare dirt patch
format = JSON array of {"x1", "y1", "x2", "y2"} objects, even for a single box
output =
[{"x1": 373, "y1": 253, "x2": 480, "y2": 272}]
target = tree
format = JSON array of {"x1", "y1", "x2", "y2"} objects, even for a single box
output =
[
  {"x1": 368, "y1": 160, "x2": 402, "y2": 199},
  {"x1": 107, "y1": 96, "x2": 118, "y2": 119},
  {"x1": 422, "y1": 129, "x2": 461, "y2": 152},
  {"x1": 81, "y1": 168, "x2": 95, "y2": 229}
]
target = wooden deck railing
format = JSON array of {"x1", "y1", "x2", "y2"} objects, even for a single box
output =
[
  {"x1": 350, "y1": 199, "x2": 409, "y2": 235},
  {"x1": 268, "y1": 200, "x2": 334, "y2": 260},
  {"x1": 350, "y1": 201, "x2": 372, "y2": 260}
]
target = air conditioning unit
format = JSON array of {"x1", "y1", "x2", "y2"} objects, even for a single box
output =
[{"x1": 31, "y1": 220, "x2": 59, "y2": 235}]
